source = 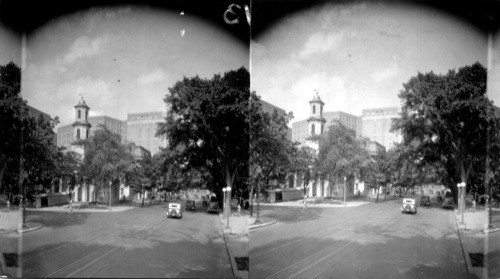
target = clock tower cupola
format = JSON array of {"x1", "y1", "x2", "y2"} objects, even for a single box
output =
[{"x1": 72, "y1": 96, "x2": 91, "y2": 141}]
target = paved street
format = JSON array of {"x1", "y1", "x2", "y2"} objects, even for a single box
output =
[
  {"x1": 250, "y1": 199, "x2": 476, "y2": 279},
  {"x1": 0, "y1": 203, "x2": 232, "y2": 278}
]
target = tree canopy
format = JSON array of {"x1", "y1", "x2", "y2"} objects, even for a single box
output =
[
  {"x1": 249, "y1": 94, "x2": 294, "y2": 189},
  {"x1": 80, "y1": 126, "x2": 134, "y2": 204},
  {"x1": 393, "y1": 62, "x2": 496, "y2": 198},
  {"x1": 157, "y1": 67, "x2": 250, "y2": 203},
  {"x1": 317, "y1": 122, "x2": 371, "y2": 196},
  {"x1": 0, "y1": 62, "x2": 59, "y2": 197},
  {"x1": 289, "y1": 146, "x2": 316, "y2": 195}
]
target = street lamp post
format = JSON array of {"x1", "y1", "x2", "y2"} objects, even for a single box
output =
[
  {"x1": 226, "y1": 186, "x2": 231, "y2": 230},
  {"x1": 488, "y1": 187, "x2": 494, "y2": 230},
  {"x1": 222, "y1": 188, "x2": 227, "y2": 218},
  {"x1": 457, "y1": 182, "x2": 466, "y2": 225}
]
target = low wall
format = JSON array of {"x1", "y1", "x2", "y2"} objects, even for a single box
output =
[{"x1": 33, "y1": 193, "x2": 69, "y2": 208}]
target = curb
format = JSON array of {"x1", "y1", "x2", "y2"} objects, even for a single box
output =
[
  {"x1": 257, "y1": 202, "x2": 369, "y2": 208},
  {"x1": 25, "y1": 207, "x2": 134, "y2": 213},
  {"x1": 454, "y1": 215, "x2": 473, "y2": 275},
  {"x1": 249, "y1": 221, "x2": 277, "y2": 230},
  {"x1": 218, "y1": 214, "x2": 246, "y2": 279},
  {"x1": 483, "y1": 227, "x2": 500, "y2": 234},
  {"x1": 17, "y1": 222, "x2": 43, "y2": 234}
]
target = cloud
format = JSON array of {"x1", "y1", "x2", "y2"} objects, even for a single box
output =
[
  {"x1": 137, "y1": 68, "x2": 167, "y2": 85},
  {"x1": 298, "y1": 32, "x2": 343, "y2": 59},
  {"x1": 371, "y1": 63, "x2": 400, "y2": 82},
  {"x1": 53, "y1": 77, "x2": 112, "y2": 124},
  {"x1": 286, "y1": 73, "x2": 348, "y2": 120},
  {"x1": 62, "y1": 35, "x2": 109, "y2": 64}
]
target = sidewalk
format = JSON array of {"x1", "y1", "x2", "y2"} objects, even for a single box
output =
[
  {"x1": 455, "y1": 206, "x2": 500, "y2": 279},
  {"x1": 257, "y1": 197, "x2": 369, "y2": 208},
  {"x1": 218, "y1": 205, "x2": 249, "y2": 279},
  {"x1": 25, "y1": 202, "x2": 134, "y2": 213}
]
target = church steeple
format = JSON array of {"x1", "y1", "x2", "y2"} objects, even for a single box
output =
[
  {"x1": 72, "y1": 95, "x2": 91, "y2": 141},
  {"x1": 307, "y1": 91, "x2": 326, "y2": 137}
]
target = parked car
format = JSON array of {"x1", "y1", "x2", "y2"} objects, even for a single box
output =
[
  {"x1": 401, "y1": 198, "x2": 417, "y2": 214},
  {"x1": 185, "y1": 200, "x2": 196, "y2": 211},
  {"x1": 442, "y1": 191, "x2": 454, "y2": 209},
  {"x1": 207, "y1": 196, "x2": 219, "y2": 213},
  {"x1": 420, "y1": 195, "x2": 431, "y2": 206},
  {"x1": 167, "y1": 203, "x2": 182, "y2": 219}
]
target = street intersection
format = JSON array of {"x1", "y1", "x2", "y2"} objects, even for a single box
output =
[
  {"x1": 250, "y1": 198, "x2": 477, "y2": 279},
  {"x1": 1, "y1": 203, "x2": 233, "y2": 278}
]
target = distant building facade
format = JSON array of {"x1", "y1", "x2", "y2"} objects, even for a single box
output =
[
  {"x1": 57, "y1": 115, "x2": 125, "y2": 147},
  {"x1": 260, "y1": 99, "x2": 286, "y2": 116},
  {"x1": 126, "y1": 111, "x2": 167, "y2": 155},
  {"x1": 292, "y1": 96, "x2": 361, "y2": 146},
  {"x1": 361, "y1": 107, "x2": 402, "y2": 150},
  {"x1": 88, "y1": 115, "x2": 126, "y2": 140}
]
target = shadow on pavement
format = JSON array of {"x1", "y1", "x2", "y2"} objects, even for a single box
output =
[
  {"x1": 257, "y1": 206, "x2": 323, "y2": 224},
  {"x1": 25, "y1": 211, "x2": 90, "y2": 228},
  {"x1": 250, "y1": 232, "x2": 474, "y2": 279},
  {"x1": 21, "y1": 237, "x2": 233, "y2": 278}
]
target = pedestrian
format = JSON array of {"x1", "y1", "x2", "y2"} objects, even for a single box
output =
[
  {"x1": 237, "y1": 204, "x2": 241, "y2": 216},
  {"x1": 472, "y1": 199, "x2": 476, "y2": 212},
  {"x1": 303, "y1": 194, "x2": 308, "y2": 211}
]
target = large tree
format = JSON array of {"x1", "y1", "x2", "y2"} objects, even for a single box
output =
[
  {"x1": 249, "y1": 92, "x2": 295, "y2": 214},
  {"x1": 0, "y1": 62, "x2": 59, "y2": 199},
  {"x1": 80, "y1": 126, "x2": 134, "y2": 205},
  {"x1": 289, "y1": 146, "x2": 317, "y2": 196},
  {"x1": 157, "y1": 67, "x2": 250, "y2": 205},
  {"x1": 55, "y1": 149, "x2": 82, "y2": 200},
  {"x1": 393, "y1": 62, "x2": 495, "y2": 200},
  {"x1": 317, "y1": 122, "x2": 371, "y2": 197}
]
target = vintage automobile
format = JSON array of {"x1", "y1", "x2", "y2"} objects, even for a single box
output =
[
  {"x1": 401, "y1": 198, "x2": 417, "y2": 214},
  {"x1": 207, "y1": 196, "x2": 219, "y2": 213},
  {"x1": 185, "y1": 200, "x2": 196, "y2": 211},
  {"x1": 420, "y1": 195, "x2": 431, "y2": 206},
  {"x1": 442, "y1": 191, "x2": 454, "y2": 209},
  {"x1": 167, "y1": 203, "x2": 183, "y2": 219}
]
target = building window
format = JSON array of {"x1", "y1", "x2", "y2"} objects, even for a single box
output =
[
  {"x1": 78, "y1": 110, "x2": 81, "y2": 119},
  {"x1": 313, "y1": 105, "x2": 316, "y2": 114},
  {"x1": 311, "y1": 124, "x2": 315, "y2": 135},
  {"x1": 76, "y1": 129, "x2": 81, "y2": 139}
]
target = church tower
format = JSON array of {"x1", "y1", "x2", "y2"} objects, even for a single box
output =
[
  {"x1": 72, "y1": 96, "x2": 91, "y2": 141},
  {"x1": 307, "y1": 92, "x2": 326, "y2": 138}
]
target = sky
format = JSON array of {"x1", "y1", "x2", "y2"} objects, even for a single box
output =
[
  {"x1": 20, "y1": 5, "x2": 248, "y2": 127},
  {"x1": 251, "y1": 2, "x2": 490, "y2": 123},
  {"x1": 0, "y1": 25, "x2": 21, "y2": 66}
]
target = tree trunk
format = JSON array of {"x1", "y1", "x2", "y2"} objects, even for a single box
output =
[
  {"x1": 141, "y1": 187, "x2": 145, "y2": 207},
  {"x1": 321, "y1": 180, "x2": 324, "y2": 197},
  {"x1": 256, "y1": 177, "x2": 261, "y2": 223},
  {"x1": 249, "y1": 179, "x2": 255, "y2": 216},
  {"x1": 0, "y1": 158, "x2": 6, "y2": 191}
]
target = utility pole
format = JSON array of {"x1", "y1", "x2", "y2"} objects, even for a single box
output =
[
  {"x1": 19, "y1": 126, "x2": 27, "y2": 229},
  {"x1": 256, "y1": 177, "x2": 261, "y2": 224}
]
